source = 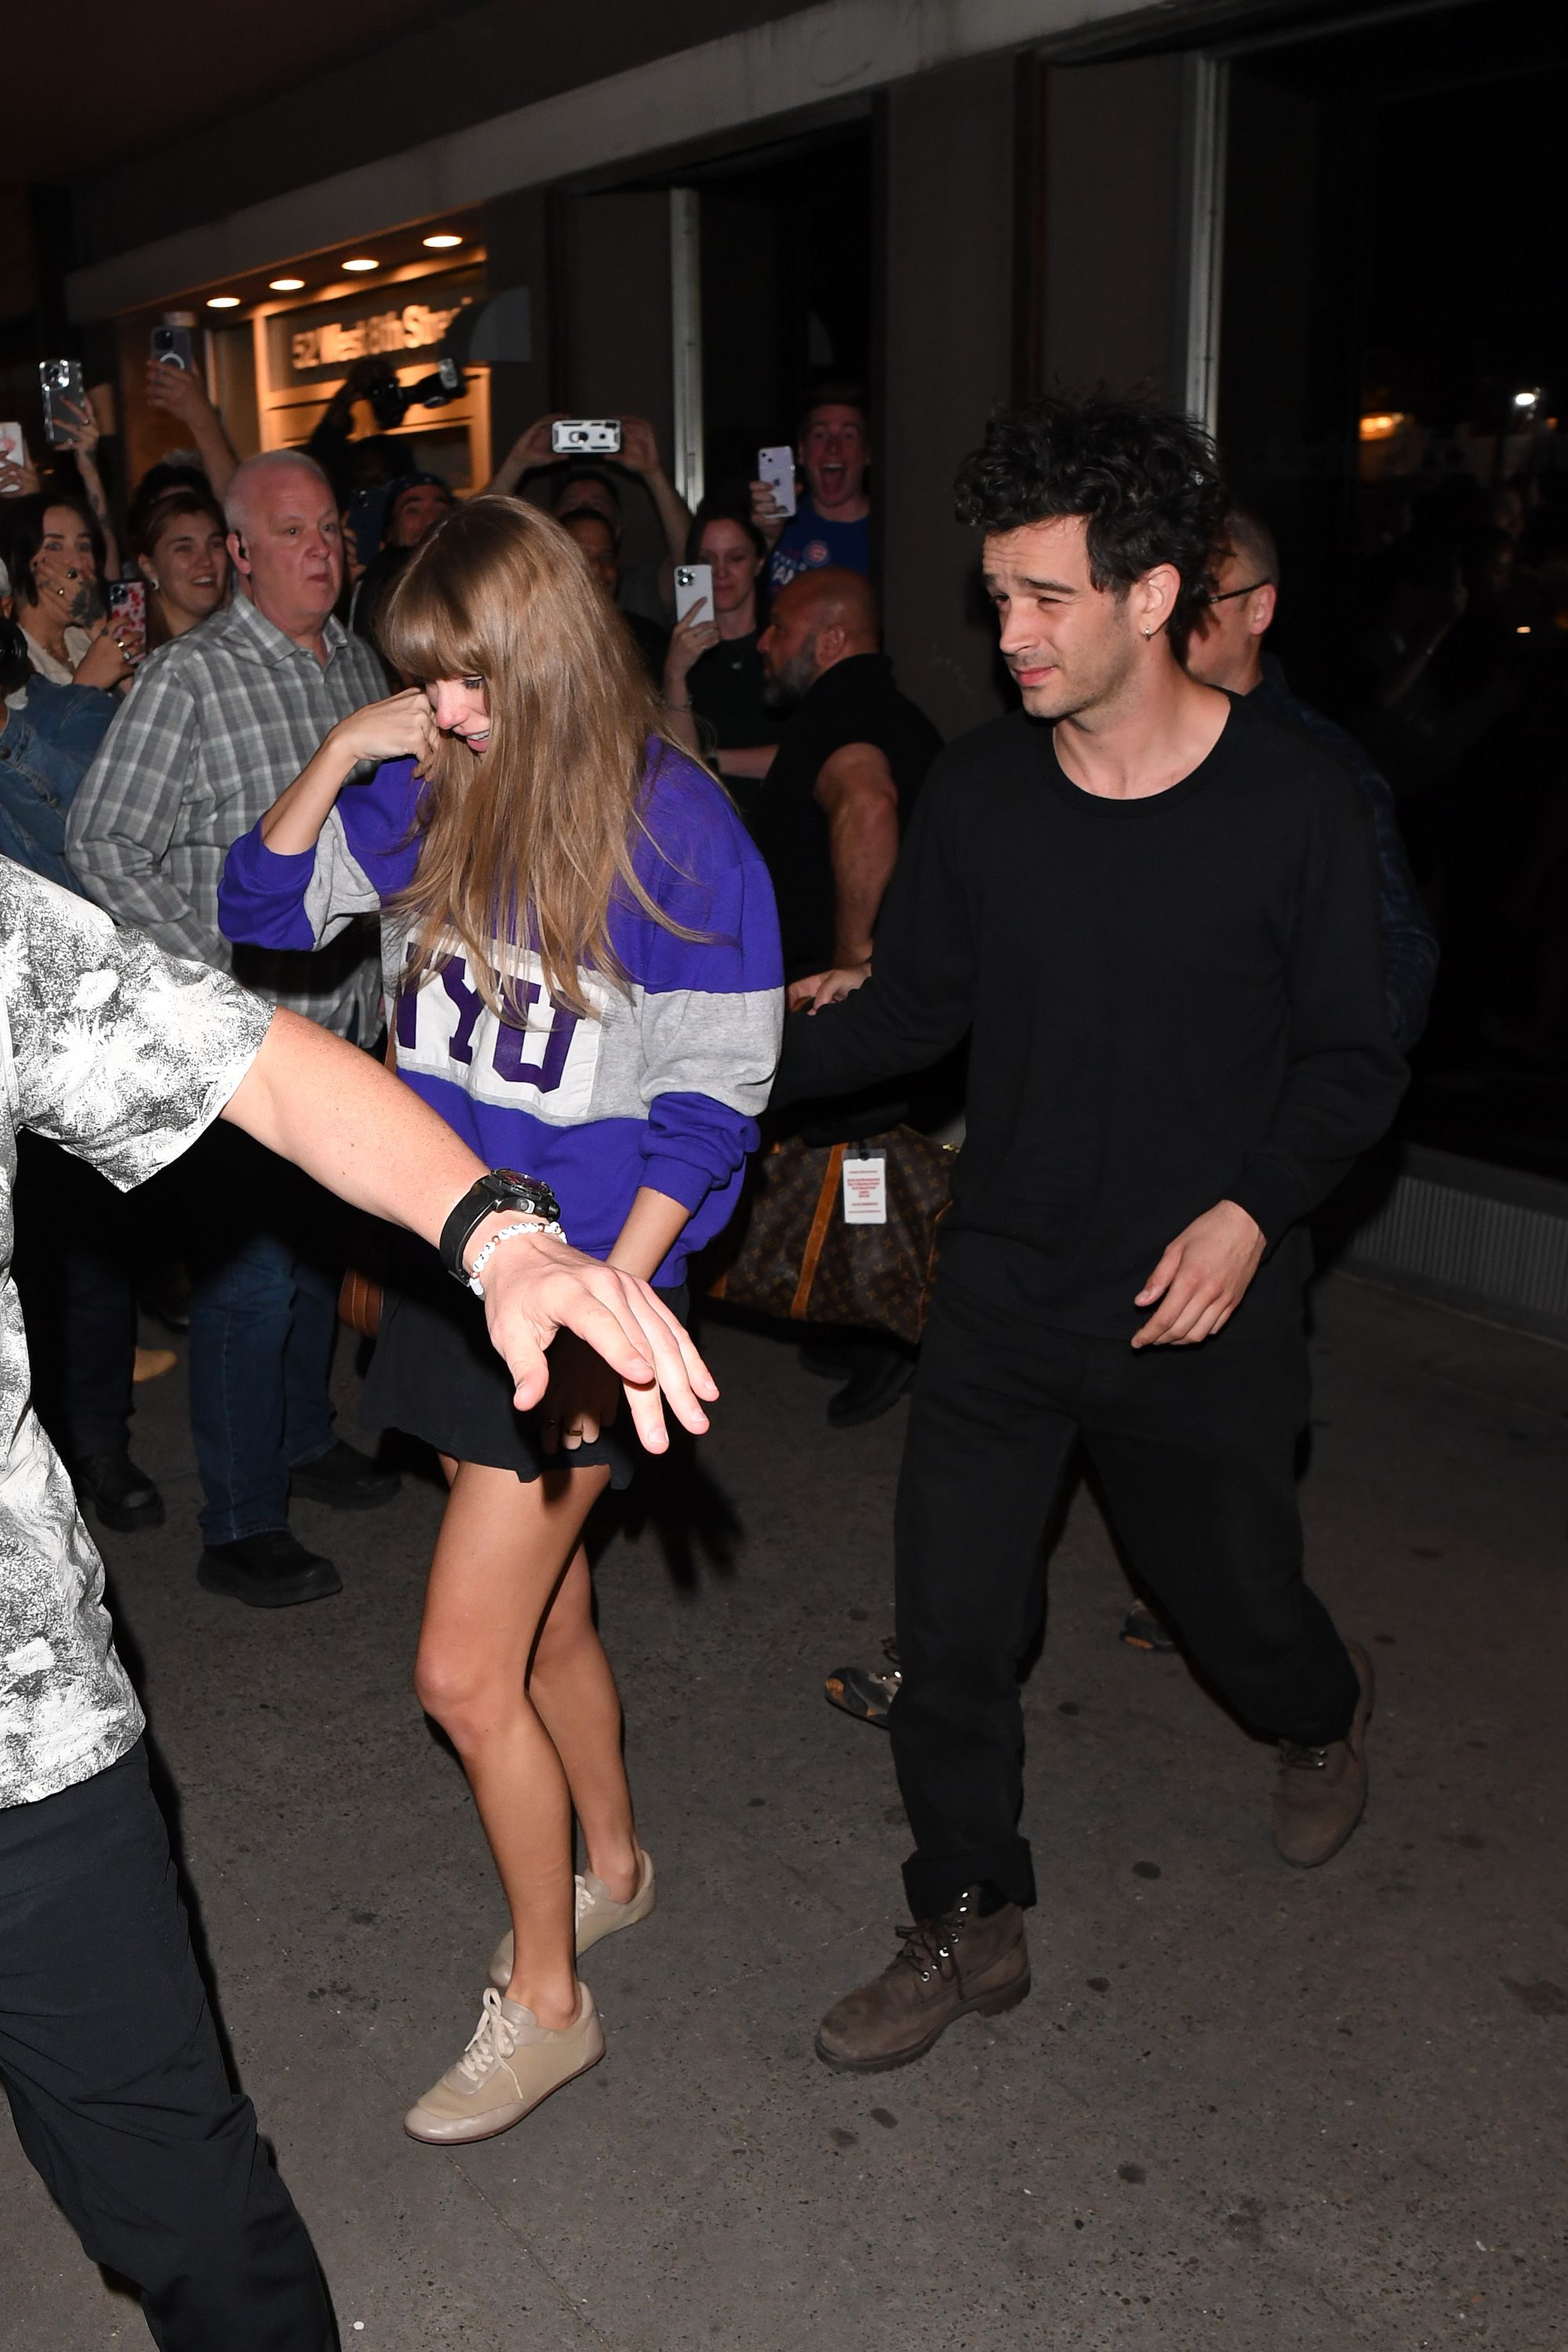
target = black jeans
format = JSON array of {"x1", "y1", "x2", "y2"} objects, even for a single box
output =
[
  {"x1": 0, "y1": 1743, "x2": 335, "y2": 2350},
  {"x1": 890, "y1": 1251, "x2": 1359, "y2": 1918}
]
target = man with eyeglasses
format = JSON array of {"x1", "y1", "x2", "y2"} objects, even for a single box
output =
[{"x1": 1188, "y1": 509, "x2": 1437, "y2": 1055}]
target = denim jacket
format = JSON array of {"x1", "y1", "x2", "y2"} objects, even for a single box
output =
[{"x1": 0, "y1": 677, "x2": 116, "y2": 892}]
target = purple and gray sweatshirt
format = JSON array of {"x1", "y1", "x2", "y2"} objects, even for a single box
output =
[{"x1": 219, "y1": 741, "x2": 783, "y2": 1283}]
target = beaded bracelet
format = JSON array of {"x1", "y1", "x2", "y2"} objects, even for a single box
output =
[{"x1": 465, "y1": 1218, "x2": 568, "y2": 1298}]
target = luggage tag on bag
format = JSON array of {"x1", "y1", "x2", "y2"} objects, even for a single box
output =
[{"x1": 841, "y1": 1148, "x2": 887, "y2": 1225}]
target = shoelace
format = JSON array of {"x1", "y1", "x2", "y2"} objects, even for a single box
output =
[
  {"x1": 1279, "y1": 1740, "x2": 1331, "y2": 1772},
  {"x1": 573, "y1": 1875, "x2": 593, "y2": 1925},
  {"x1": 456, "y1": 1987, "x2": 520, "y2": 2085},
  {"x1": 894, "y1": 1913, "x2": 967, "y2": 1986}
]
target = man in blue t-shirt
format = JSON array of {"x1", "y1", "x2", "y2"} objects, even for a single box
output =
[{"x1": 752, "y1": 387, "x2": 872, "y2": 593}]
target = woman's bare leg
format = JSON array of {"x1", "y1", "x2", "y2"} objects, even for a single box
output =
[
  {"x1": 414, "y1": 1461, "x2": 609, "y2": 2028},
  {"x1": 528, "y1": 1544, "x2": 640, "y2": 1903}
]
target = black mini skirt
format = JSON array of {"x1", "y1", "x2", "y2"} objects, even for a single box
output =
[{"x1": 361, "y1": 1236, "x2": 687, "y2": 1488}]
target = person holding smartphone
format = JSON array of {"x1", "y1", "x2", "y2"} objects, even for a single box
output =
[
  {"x1": 662, "y1": 496, "x2": 785, "y2": 783},
  {"x1": 0, "y1": 495, "x2": 132, "y2": 691},
  {"x1": 218, "y1": 493, "x2": 782, "y2": 2145},
  {"x1": 750, "y1": 386, "x2": 873, "y2": 593}
]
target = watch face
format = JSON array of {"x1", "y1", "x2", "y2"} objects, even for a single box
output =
[{"x1": 492, "y1": 1170, "x2": 528, "y2": 1188}]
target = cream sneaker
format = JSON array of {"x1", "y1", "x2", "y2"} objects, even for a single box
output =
[
  {"x1": 403, "y1": 1984, "x2": 603, "y2": 2145},
  {"x1": 488, "y1": 1849, "x2": 655, "y2": 1993}
]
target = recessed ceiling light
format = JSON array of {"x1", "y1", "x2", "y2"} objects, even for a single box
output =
[
  {"x1": 270, "y1": 277, "x2": 305, "y2": 292},
  {"x1": 341, "y1": 256, "x2": 379, "y2": 273},
  {"x1": 423, "y1": 233, "x2": 462, "y2": 249},
  {"x1": 206, "y1": 294, "x2": 241, "y2": 308}
]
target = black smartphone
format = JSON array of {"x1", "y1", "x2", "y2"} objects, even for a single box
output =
[
  {"x1": 151, "y1": 324, "x2": 195, "y2": 372},
  {"x1": 39, "y1": 359, "x2": 86, "y2": 449}
]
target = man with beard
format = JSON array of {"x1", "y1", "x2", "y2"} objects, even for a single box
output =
[
  {"x1": 742, "y1": 568, "x2": 942, "y2": 1427},
  {"x1": 777, "y1": 394, "x2": 1406, "y2": 2073}
]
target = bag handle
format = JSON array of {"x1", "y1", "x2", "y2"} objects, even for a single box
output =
[{"x1": 790, "y1": 1144, "x2": 845, "y2": 1320}]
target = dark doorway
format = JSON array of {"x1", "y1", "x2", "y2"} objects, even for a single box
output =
[
  {"x1": 1218, "y1": 0, "x2": 1568, "y2": 1178},
  {"x1": 693, "y1": 124, "x2": 872, "y2": 495}
]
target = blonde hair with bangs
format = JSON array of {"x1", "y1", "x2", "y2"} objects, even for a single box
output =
[{"x1": 379, "y1": 493, "x2": 682, "y2": 1022}]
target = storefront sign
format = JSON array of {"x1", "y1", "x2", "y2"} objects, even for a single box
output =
[{"x1": 267, "y1": 268, "x2": 482, "y2": 389}]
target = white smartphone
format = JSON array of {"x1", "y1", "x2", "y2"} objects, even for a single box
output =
[
  {"x1": 757, "y1": 445, "x2": 797, "y2": 519},
  {"x1": 0, "y1": 422, "x2": 24, "y2": 471},
  {"x1": 551, "y1": 418, "x2": 622, "y2": 456},
  {"x1": 674, "y1": 562, "x2": 713, "y2": 625}
]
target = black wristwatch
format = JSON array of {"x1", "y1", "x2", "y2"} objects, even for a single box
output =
[{"x1": 438, "y1": 1171, "x2": 564, "y2": 1287}]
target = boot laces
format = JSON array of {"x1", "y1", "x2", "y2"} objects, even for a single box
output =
[
  {"x1": 1279, "y1": 1740, "x2": 1331, "y2": 1772},
  {"x1": 894, "y1": 1893, "x2": 975, "y2": 1985}
]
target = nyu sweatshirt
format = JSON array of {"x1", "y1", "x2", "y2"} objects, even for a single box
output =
[{"x1": 220, "y1": 741, "x2": 783, "y2": 1283}]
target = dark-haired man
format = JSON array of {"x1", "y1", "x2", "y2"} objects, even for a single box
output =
[
  {"x1": 779, "y1": 394, "x2": 1406, "y2": 2074},
  {"x1": 752, "y1": 390, "x2": 873, "y2": 592}
]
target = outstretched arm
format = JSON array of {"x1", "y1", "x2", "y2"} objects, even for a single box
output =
[
  {"x1": 222, "y1": 1011, "x2": 717, "y2": 1451},
  {"x1": 143, "y1": 360, "x2": 239, "y2": 503}
]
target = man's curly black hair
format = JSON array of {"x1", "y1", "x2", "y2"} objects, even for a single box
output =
[{"x1": 954, "y1": 392, "x2": 1228, "y2": 660}]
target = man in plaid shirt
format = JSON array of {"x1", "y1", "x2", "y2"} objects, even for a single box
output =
[{"x1": 68, "y1": 451, "x2": 401, "y2": 1607}]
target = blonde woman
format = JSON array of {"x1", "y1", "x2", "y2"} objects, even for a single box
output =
[{"x1": 220, "y1": 495, "x2": 782, "y2": 2142}]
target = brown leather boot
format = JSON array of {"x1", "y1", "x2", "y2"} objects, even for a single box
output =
[
  {"x1": 815, "y1": 1887, "x2": 1030, "y2": 2072},
  {"x1": 1272, "y1": 1639, "x2": 1375, "y2": 1867}
]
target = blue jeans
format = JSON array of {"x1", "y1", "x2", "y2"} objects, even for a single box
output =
[{"x1": 183, "y1": 1129, "x2": 342, "y2": 1544}]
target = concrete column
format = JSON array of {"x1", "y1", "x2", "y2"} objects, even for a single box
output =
[
  {"x1": 879, "y1": 54, "x2": 1020, "y2": 742},
  {"x1": 1037, "y1": 56, "x2": 1192, "y2": 404},
  {"x1": 479, "y1": 188, "x2": 554, "y2": 468}
]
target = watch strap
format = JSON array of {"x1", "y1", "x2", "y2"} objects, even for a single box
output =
[{"x1": 438, "y1": 1171, "x2": 563, "y2": 1286}]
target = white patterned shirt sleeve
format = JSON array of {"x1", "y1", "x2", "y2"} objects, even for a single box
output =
[
  {"x1": 0, "y1": 865, "x2": 272, "y2": 1809},
  {"x1": 0, "y1": 868, "x2": 273, "y2": 1190}
]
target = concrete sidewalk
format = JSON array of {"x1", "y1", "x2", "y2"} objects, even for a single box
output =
[{"x1": 2, "y1": 1272, "x2": 1564, "y2": 2351}]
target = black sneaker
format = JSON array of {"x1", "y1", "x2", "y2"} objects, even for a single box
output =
[
  {"x1": 825, "y1": 1638, "x2": 902, "y2": 1727},
  {"x1": 73, "y1": 1449, "x2": 165, "y2": 1534},
  {"x1": 198, "y1": 1530, "x2": 342, "y2": 1608},
  {"x1": 289, "y1": 1439, "x2": 400, "y2": 1510},
  {"x1": 1120, "y1": 1598, "x2": 1179, "y2": 1654}
]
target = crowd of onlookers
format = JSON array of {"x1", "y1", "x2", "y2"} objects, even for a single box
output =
[
  {"x1": 0, "y1": 347, "x2": 892, "y2": 1584},
  {"x1": 0, "y1": 329, "x2": 1561, "y2": 1584}
]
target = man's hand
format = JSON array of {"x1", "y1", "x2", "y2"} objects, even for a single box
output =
[
  {"x1": 481, "y1": 1236, "x2": 717, "y2": 1453},
  {"x1": 748, "y1": 477, "x2": 789, "y2": 549},
  {"x1": 786, "y1": 964, "x2": 871, "y2": 1014},
  {"x1": 618, "y1": 415, "x2": 664, "y2": 477},
  {"x1": 507, "y1": 414, "x2": 570, "y2": 472},
  {"x1": 1131, "y1": 1200, "x2": 1265, "y2": 1348}
]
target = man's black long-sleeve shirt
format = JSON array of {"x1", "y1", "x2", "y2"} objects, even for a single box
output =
[{"x1": 777, "y1": 694, "x2": 1408, "y2": 1339}]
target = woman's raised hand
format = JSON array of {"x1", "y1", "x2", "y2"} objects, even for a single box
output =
[
  {"x1": 332, "y1": 688, "x2": 441, "y2": 777},
  {"x1": 663, "y1": 602, "x2": 720, "y2": 692}
]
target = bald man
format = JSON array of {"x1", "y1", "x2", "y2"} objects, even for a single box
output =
[
  {"x1": 751, "y1": 570, "x2": 943, "y2": 1427},
  {"x1": 753, "y1": 569, "x2": 940, "y2": 1006},
  {"x1": 69, "y1": 452, "x2": 400, "y2": 1606}
]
